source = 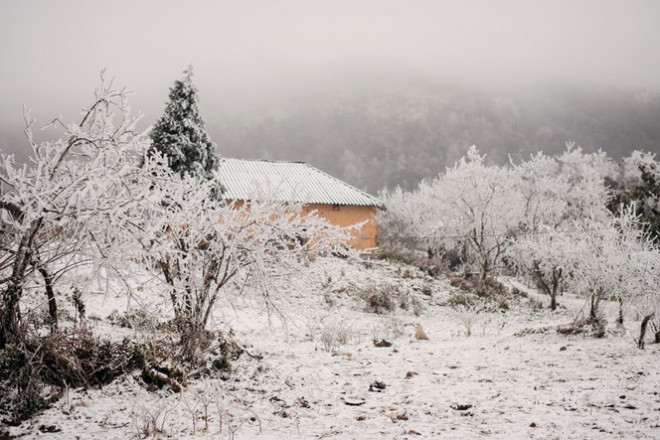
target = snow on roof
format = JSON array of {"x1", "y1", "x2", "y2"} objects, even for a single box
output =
[{"x1": 216, "y1": 158, "x2": 384, "y2": 208}]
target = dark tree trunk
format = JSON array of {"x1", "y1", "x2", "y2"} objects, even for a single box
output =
[
  {"x1": 0, "y1": 283, "x2": 23, "y2": 349},
  {"x1": 533, "y1": 264, "x2": 562, "y2": 311},
  {"x1": 549, "y1": 290, "x2": 557, "y2": 311},
  {"x1": 638, "y1": 313, "x2": 654, "y2": 349},
  {"x1": 617, "y1": 297, "x2": 624, "y2": 325},
  {"x1": 478, "y1": 257, "x2": 489, "y2": 287},
  {"x1": 37, "y1": 267, "x2": 58, "y2": 333},
  {"x1": 587, "y1": 288, "x2": 606, "y2": 325},
  {"x1": 1, "y1": 239, "x2": 34, "y2": 348},
  {"x1": 590, "y1": 293, "x2": 598, "y2": 323},
  {"x1": 550, "y1": 268, "x2": 562, "y2": 312},
  {"x1": 0, "y1": 219, "x2": 43, "y2": 348}
]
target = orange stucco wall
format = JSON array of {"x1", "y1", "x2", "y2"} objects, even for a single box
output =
[
  {"x1": 229, "y1": 200, "x2": 379, "y2": 251},
  {"x1": 304, "y1": 204, "x2": 379, "y2": 250}
]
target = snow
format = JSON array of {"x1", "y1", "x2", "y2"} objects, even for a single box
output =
[{"x1": 9, "y1": 258, "x2": 660, "y2": 439}]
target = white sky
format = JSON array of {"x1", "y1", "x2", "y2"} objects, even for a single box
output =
[{"x1": 1, "y1": 0, "x2": 660, "y2": 125}]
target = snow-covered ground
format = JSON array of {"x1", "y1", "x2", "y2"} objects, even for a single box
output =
[{"x1": 9, "y1": 259, "x2": 660, "y2": 439}]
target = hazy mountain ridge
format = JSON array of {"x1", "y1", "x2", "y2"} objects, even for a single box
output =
[
  {"x1": 2, "y1": 80, "x2": 659, "y2": 194},
  {"x1": 210, "y1": 81, "x2": 660, "y2": 193}
]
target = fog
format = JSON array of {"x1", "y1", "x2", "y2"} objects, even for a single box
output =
[{"x1": 2, "y1": 0, "x2": 660, "y2": 189}]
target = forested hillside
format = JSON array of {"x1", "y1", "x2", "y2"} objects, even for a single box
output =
[{"x1": 210, "y1": 80, "x2": 660, "y2": 192}]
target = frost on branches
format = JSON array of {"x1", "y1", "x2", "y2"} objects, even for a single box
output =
[
  {"x1": 572, "y1": 207, "x2": 660, "y2": 344},
  {"x1": 0, "y1": 75, "x2": 359, "y2": 423},
  {"x1": 438, "y1": 146, "x2": 521, "y2": 282},
  {"x1": 0, "y1": 74, "x2": 150, "y2": 348},
  {"x1": 506, "y1": 225, "x2": 583, "y2": 311},
  {"x1": 135, "y1": 162, "x2": 357, "y2": 360},
  {"x1": 377, "y1": 182, "x2": 442, "y2": 254},
  {"x1": 380, "y1": 146, "x2": 522, "y2": 281},
  {"x1": 147, "y1": 66, "x2": 219, "y2": 183},
  {"x1": 506, "y1": 146, "x2": 617, "y2": 311},
  {"x1": 379, "y1": 143, "x2": 660, "y2": 325},
  {"x1": 554, "y1": 143, "x2": 615, "y2": 224}
]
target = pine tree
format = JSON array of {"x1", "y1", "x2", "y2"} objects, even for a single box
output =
[{"x1": 148, "y1": 66, "x2": 218, "y2": 181}]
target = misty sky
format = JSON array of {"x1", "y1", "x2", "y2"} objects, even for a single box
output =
[{"x1": 1, "y1": 0, "x2": 660, "y2": 131}]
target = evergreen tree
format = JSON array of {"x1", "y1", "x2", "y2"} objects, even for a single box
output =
[
  {"x1": 148, "y1": 66, "x2": 218, "y2": 181},
  {"x1": 609, "y1": 153, "x2": 660, "y2": 240}
]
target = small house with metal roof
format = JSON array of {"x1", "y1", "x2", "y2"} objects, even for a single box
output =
[{"x1": 216, "y1": 158, "x2": 384, "y2": 250}]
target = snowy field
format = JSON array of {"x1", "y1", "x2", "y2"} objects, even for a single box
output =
[{"x1": 9, "y1": 258, "x2": 660, "y2": 439}]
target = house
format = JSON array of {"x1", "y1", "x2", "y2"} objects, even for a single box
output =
[{"x1": 215, "y1": 158, "x2": 384, "y2": 250}]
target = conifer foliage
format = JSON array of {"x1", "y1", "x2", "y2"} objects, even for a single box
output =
[{"x1": 148, "y1": 66, "x2": 218, "y2": 180}]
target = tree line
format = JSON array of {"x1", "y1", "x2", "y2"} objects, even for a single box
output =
[
  {"x1": 210, "y1": 80, "x2": 660, "y2": 194},
  {"x1": 379, "y1": 144, "x2": 660, "y2": 345}
]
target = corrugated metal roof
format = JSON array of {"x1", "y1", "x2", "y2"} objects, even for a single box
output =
[{"x1": 216, "y1": 158, "x2": 384, "y2": 208}]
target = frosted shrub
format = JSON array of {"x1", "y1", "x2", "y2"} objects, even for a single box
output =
[
  {"x1": 318, "y1": 317, "x2": 353, "y2": 353},
  {"x1": 450, "y1": 304, "x2": 484, "y2": 337},
  {"x1": 361, "y1": 285, "x2": 397, "y2": 314},
  {"x1": 359, "y1": 283, "x2": 424, "y2": 316}
]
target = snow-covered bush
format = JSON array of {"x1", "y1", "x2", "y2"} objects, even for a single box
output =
[
  {"x1": 317, "y1": 317, "x2": 353, "y2": 353},
  {"x1": 358, "y1": 283, "x2": 423, "y2": 316}
]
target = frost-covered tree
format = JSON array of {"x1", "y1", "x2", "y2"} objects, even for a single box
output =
[
  {"x1": 147, "y1": 66, "x2": 218, "y2": 181},
  {"x1": 508, "y1": 151, "x2": 574, "y2": 310},
  {"x1": 0, "y1": 74, "x2": 150, "y2": 347},
  {"x1": 511, "y1": 151, "x2": 566, "y2": 233},
  {"x1": 512, "y1": 144, "x2": 614, "y2": 226},
  {"x1": 440, "y1": 146, "x2": 522, "y2": 282},
  {"x1": 131, "y1": 161, "x2": 356, "y2": 361},
  {"x1": 505, "y1": 145, "x2": 617, "y2": 310},
  {"x1": 511, "y1": 145, "x2": 615, "y2": 231},
  {"x1": 555, "y1": 143, "x2": 616, "y2": 223},
  {"x1": 571, "y1": 207, "x2": 660, "y2": 344},
  {"x1": 0, "y1": 74, "x2": 361, "y2": 423},
  {"x1": 507, "y1": 225, "x2": 583, "y2": 311},
  {"x1": 508, "y1": 202, "x2": 660, "y2": 325},
  {"x1": 378, "y1": 181, "x2": 443, "y2": 254},
  {"x1": 379, "y1": 146, "x2": 522, "y2": 281},
  {"x1": 611, "y1": 150, "x2": 660, "y2": 240}
]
